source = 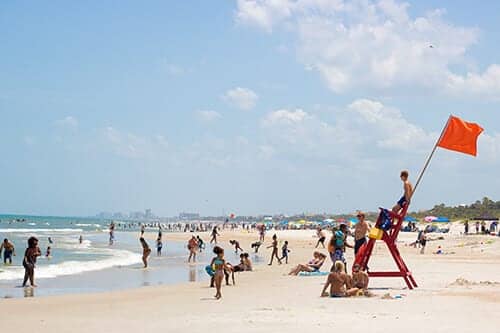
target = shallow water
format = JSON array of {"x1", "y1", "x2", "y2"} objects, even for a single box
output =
[{"x1": 0, "y1": 215, "x2": 261, "y2": 298}]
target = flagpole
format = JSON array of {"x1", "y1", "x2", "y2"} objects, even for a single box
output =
[{"x1": 412, "y1": 115, "x2": 452, "y2": 196}]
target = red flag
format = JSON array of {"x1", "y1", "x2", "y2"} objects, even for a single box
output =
[{"x1": 437, "y1": 116, "x2": 483, "y2": 156}]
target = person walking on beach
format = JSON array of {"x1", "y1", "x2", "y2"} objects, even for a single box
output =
[
  {"x1": 392, "y1": 170, "x2": 413, "y2": 215},
  {"x1": 22, "y1": 236, "x2": 41, "y2": 287},
  {"x1": 280, "y1": 240, "x2": 290, "y2": 264},
  {"x1": 267, "y1": 234, "x2": 282, "y2": 265},
  {"x1": 258, "y1": 224, "x2": 266, "y2": 242},
  {"x1": 140, "y1": 237, "x2": 151, "y2": 268},
  {"x1": 156, "y1": 237, "x2": 163, "y2": 256},
  {"x1": 354, "y1": 212, "x2": 369, "y2": 256},
  {"x1": 197, "y1": 235, "x2": 205, "y2": 252},
  {"x1": 210, "y1": 226, "x2": 219, "y2": 244},
  {"x1": 464, "y1": 220, "x2": 469, "y2": 235},
  {"x1": 315, "y1": 228, "x2": 326, "y2": 248},
  {"x1": 210, "y1": 246, "x2": 227, "y2": 300},
  {"x1": 109, "y1": 221, "x2": 115, "y2": 245},
  {"x1": 188, "y1": 236, "x2": 198, "y2": 263},
  {"x1": 1, "y1": 238, "x2": 15, "y2": 265},
  {"x1": 229, "y1": 240, "x2": 243, "y2": 253}
]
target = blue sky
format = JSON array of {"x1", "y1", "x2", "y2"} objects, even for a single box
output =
[{"x1": 1, "y1": 0, "x2": 500, "y2": 217}]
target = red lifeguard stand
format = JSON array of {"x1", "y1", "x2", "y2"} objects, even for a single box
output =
[{"x1": 354, "y1": 203, "x2": 418, "y2": 289}]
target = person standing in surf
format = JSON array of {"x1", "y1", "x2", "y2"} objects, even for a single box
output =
[
  {"x1": 140, "y1": 237, "x2": 151, "y2": 268},
  {"x1": 22, "y1": 236, "x2": 41, "y2": 287}
]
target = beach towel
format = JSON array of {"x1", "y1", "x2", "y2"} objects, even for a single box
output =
[
  {"x1": 299, "y1": 271, "x2": 329, "y2": 277},
  {"x1": 380, "y1": 209, "x2": 392, "y2": 231}
]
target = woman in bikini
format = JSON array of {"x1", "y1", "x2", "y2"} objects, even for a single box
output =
[
  {"x1": 288, "y1": 251, "x2": 326, "y2": 275},
  {"x1": 22, "y1": 236, "x2": 41, "y2": 287},
  {"x1": 210, "y1": 246, "x2": 227, "y2": 300},
  {"x1": 267, "y1": 234, "x2": 282, "y2": 265},
  {"x1": 140, "y1": 237, "x2": 151, "y2": 268}
]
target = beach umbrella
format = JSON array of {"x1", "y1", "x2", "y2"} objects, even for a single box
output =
[
  {"x1": 404, "y1": 216, "x2": 418, "y2": 222},
  {"x1": 433, "y1": 217, "x2": 450, "y2": 223},
  {"x1": 349, "y1": 217, "x2": 359, "y2": 225}
]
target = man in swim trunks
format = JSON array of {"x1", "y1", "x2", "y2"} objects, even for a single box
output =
[
  {"x1": 0, "y1": 239, "x2": 16, "y2": 264},
  {"x1": 354, "y1": 212, "x2": 369, "y2": 256},
  {"x1": 328, "y1": 224, "x2": 353, "y2": 272},
  {"x1": 392, "y1": 170, "x2": 413, "y2": 215},
  {"x1": 321, "y1": 261, "x2": 359, "y2": 297}
]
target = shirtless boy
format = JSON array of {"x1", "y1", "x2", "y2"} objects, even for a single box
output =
[
  {"x1": 354, "y1": 212, "x2": 369, "y2": 256},
  {"x1": 392, "y1": 170, "x2": 413, "y2": 214},
  {"x1": 352, "y1": 263, "x2": 369, "y2": 290}
]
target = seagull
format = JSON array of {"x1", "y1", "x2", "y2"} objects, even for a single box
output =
[{"x1": 429, "y1": 44, "x2": 434, "y2": 48}]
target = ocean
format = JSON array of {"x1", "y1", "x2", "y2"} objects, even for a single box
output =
[{"x1": 0, "y1": 215, "x2": 254, "y2": 298}]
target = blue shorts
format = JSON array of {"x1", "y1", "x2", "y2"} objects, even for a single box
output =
[
  {"x1": 397, "y1": 196, "x2": 407, "y2": 207},
  {"x1": 333, "y1": 249, "x2": 345, "y2": 263}
]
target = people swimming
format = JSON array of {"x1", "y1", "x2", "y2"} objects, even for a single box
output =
[
  {"x1": 22, "y1": 236, "x2": 41, "y2": 287},
  {"x1": 140, "y1": 237, "x2": 151, "y2": 268},
  {"x1": 109, "y1": 222, "x2": 115, "y2": 245},
  {"x1": 79, "y1": 235, "x2": 83, "y2": 244},
  {"x1": 210, "y1": 246, "x2": 227, "y2": 300},
  {"x1": 0, "y1": 238, "x2": 15, "y2": 265},
  {"x1": 267, "y1": 234, "x2": 282, "y2": 265},
  {"x1": 45, "y1": 246, "x2": 52, "y2": 259}
]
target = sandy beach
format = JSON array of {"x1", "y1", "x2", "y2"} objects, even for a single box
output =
[{"x1": 1, "y1": 224, "x2": 499, "y2": 333}]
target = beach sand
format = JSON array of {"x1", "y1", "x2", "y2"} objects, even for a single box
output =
[{"x1": 1, "y1": 224, "x2": 499, "y2": 332}]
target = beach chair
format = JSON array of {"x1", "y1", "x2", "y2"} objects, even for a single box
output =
[{"x1": 354, "y1": 203, "x2": 418, "y2": 290}]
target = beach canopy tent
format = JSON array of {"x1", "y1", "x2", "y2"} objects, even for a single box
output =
[
  {"x1": 278, "y1": 220, "x2": 289, "y2": 226},
  {"x1": 404, "y1": 216, "x2": 418, "y2": 222},
  {"x1": 424, "y1": 216, "x2": 437, "y2": 222}
]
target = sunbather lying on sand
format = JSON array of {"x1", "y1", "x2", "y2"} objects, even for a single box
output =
[{"x1": 289, "y1": 251, "x2": 326, "y2": 276}]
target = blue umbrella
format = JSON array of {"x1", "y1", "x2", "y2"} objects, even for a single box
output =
[
  {"x1": 433, "y1": 217, "x2": 450, "y2": 223},
  {"x1": 404, "y1": 216, "x2": 417, "y2": 222}
]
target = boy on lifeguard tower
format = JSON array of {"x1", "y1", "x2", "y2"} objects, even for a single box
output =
[{"x1": 392, "y1": 170, "x2": 413, "y2": 215}]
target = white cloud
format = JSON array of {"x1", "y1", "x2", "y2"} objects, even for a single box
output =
[
  {"x1": 23, "y1": 136, "x2": 36, "y2": 146},
  {"x1": 236, "y1": 0, "x2": 500, "y2": 98},
  {"x1": 55, "y1": 116, "x2": 78, "y2": 130},
  {"x1": 101, "y1": 127, "x2": 169, "y2": 159},
  {"x1": 196, "y1": 110, "x2": 222, "y2": 122},
  {"x1": 222, "y1": 87, "x2": 259, "y2": 110}
]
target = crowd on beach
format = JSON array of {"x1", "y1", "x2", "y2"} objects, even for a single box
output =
[{"x1": 2, "y1": 170, "x2": 499, "y2": 300}]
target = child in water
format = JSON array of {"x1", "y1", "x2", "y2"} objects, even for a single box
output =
[
  {"x1": 210, "y1": 246, "x2": 227, "y2": 300},
  {"x1": 140, "y1": 237, "x2": 151, "y2": 268}
]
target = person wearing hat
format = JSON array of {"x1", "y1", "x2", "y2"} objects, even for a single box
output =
[{"x1": 354, "y1": 212, "x2": 369, "y2": 256}]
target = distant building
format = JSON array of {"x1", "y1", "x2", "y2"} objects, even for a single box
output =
[
  {"x1": 145, "y1": 209, "x2": 153, "y2": 219},
  {"x1": 179, "y1": 212, "x2": 200, "y2": 220}
]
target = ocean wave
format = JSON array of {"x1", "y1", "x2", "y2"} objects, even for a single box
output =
[
  {"x1": 75, "y1": 223, "x2": 101, "y2": 228},
  {"x1": 0, "y1": 248, "x2": 141, "y2": 281},
  {"x1": 0, "y1": 228, "x2": 83, "y2": 233}
]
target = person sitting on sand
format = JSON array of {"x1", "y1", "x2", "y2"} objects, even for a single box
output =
[
  {"x1": 140, "y1": 237, "x2": 151, "y2": 268},
  {"x1": 242, "y1": 252, "x2": 252, "y2": 271},
  {"x1": 321, "y1": 261, "x2": 360, "y2": 297},
  {"x1": 289, "y1": 251, "x2": 326, "y2": 276},
  {"x1": 188, "y1": 236, "x2": 198, "y2": 263},
  {"x1": 419, "y1": 231, "x2": 427, "y2": 254},
  {"x1": 210, "y1": 246, "x2": 227, "y2": 300},
  {"x1": 229, "y1": 239, "x2": 244, "y2": 253},
  {"x1": 351, "y1": 263, "x2": 369, "y2": 290}
]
